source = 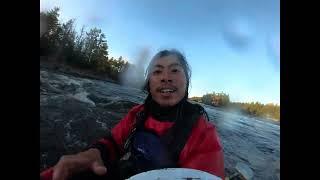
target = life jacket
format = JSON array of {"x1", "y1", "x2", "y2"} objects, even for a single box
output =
[{"x1": 115, "y1": 102, "x2": 207, "y2": 179}]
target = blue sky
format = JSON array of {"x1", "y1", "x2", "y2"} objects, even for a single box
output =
[{"x1": 41, "y1": 0, "x2": 280, "y2": 105}]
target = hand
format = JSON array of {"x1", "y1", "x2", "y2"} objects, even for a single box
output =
[{"x1": 52, "y1": 148, "x2": 107, "y2": 180}]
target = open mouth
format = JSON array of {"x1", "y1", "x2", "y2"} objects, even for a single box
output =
[{"x1": 158, "y1": 88, "x2": 177, "y2": 94}]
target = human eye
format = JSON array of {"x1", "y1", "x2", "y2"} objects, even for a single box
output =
[
  {"x1": 153, "y1": 69, "x2": 162, "y2": 75},
  {"x1": 172, "y1": 68, "x2": 180, "y2": 73}
]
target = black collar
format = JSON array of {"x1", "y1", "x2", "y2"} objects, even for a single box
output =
[{"x1": 149, "y1": 98, "x2": 186, "y2": 122}]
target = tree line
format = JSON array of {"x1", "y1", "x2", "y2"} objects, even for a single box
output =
[
  {"x1": 40, "y1": 7, "x2": 130, "y2": 81},
  {"x1": 190, "y1": 92, "x2": 280, "y2": 121}
]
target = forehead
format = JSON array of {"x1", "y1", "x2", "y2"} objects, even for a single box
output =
[{"x1": 151, "y1": 55, "x2": 182, "y2": 68}]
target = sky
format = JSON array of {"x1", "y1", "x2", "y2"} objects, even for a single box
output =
[{"x1": 40, "y1": 0, "x2": 280, "y2": 105}]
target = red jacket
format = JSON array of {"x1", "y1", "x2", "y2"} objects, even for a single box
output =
[{"x1": 40, "y1": 104, "x2": 225, "y2": 179}]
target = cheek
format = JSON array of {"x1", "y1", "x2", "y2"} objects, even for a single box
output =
[
  {"x1": 177, "y1": 77, "x2": 187, "y2": 91},
  {"x1": 178, "y1": 85, "x2": 187, "y2": 97},
  {"x1": 148, "y1": 78, "x2": 157, "y2": 94}
]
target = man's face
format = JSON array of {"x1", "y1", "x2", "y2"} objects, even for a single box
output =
[{"x1": 149, "y1": 55, "x2": 187, "y2": 107}]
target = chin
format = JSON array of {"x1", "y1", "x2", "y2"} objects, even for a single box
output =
[
  {"x1": 157, "y1": 100, "x2": 179, "y2": 107},
  {"x1": 159, "y1": 103, "x2": 173, "y2": 107}
]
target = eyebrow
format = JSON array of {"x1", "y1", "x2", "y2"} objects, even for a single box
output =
[{"x1": 153, "y1": 63, "x2": 182, "y2": 69}]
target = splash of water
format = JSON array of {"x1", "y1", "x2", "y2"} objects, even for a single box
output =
[{"x1": 119, "y1": 47, "x2": 151, "y2": 90}]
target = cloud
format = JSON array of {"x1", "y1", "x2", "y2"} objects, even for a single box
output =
[
  {"x1": 267, "y1": 35, "x2": 280, "y2": 59},
  {"x1": 87, "y1": 15, "x2": 103, "y2": 23},
  {"x1": 222, "y1": 17, "x2": 254, "y2": 50},
  {"x1": 84, "y1": 10, "x2": 110, "y2": 26},
  {"x1": 266, "y1": 34, "x2": 280, "y2": 69}
]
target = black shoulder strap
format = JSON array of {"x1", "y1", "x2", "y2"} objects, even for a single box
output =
[
  {"x1": 123, "y1": 110, "x2": 146, "y2": 152},
  {"x1": 164, "y1": 102, "x2": 205, "y2": 163}
]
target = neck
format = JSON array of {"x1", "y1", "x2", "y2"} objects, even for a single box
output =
[{"x1": 147, "y1": 97, "x2": 187, "y2": 122}]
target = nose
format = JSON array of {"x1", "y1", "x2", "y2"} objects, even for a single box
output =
[{"x1": 160, "y1": 71, "x2": 172, "y2": 83}]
